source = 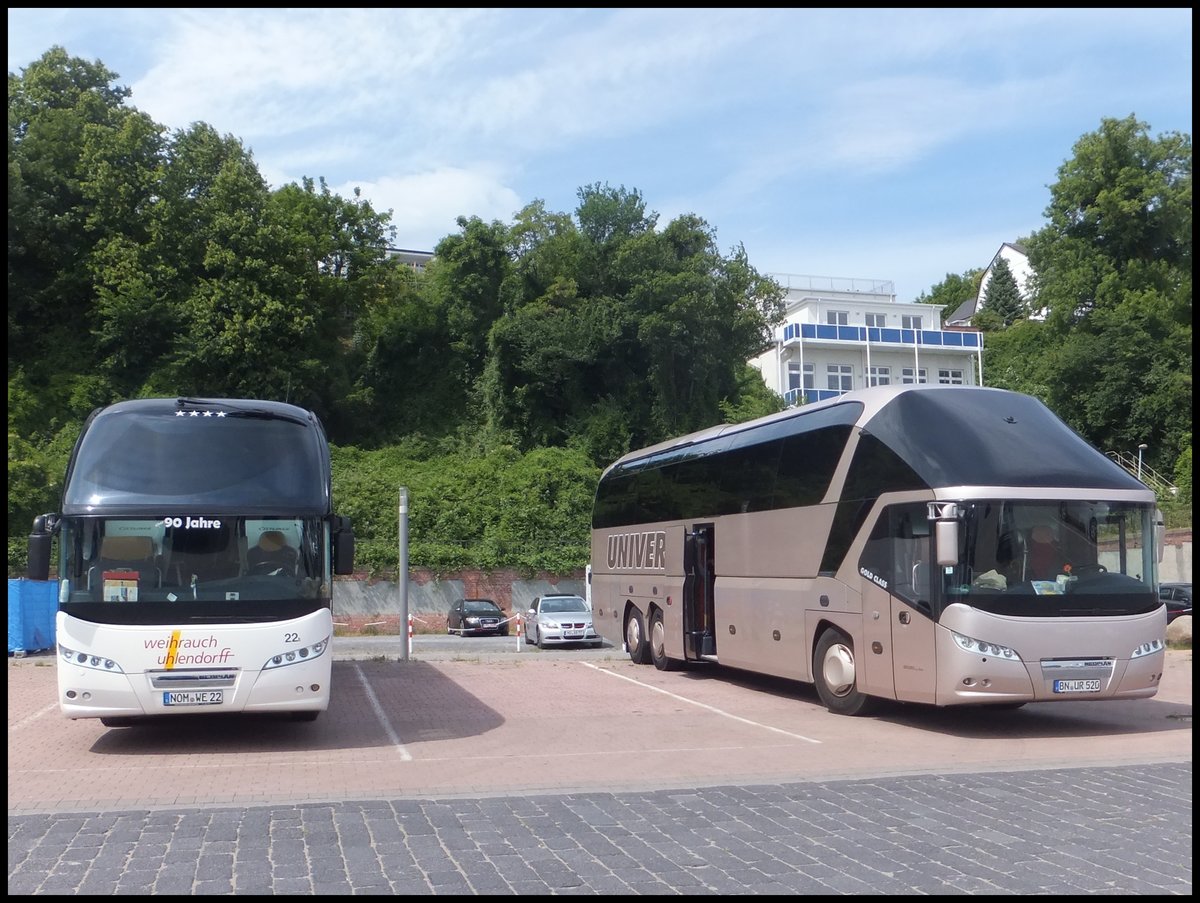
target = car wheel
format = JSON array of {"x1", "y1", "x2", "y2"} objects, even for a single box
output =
[
  {"x1": 625, "y1": 607, "x2": 651, "y2": 665},
  {"x1": 649, "y1": 608, "x2": 679, "y2": 671},
  {"x1": 813, "y1": 628, "x2": 877, "y2": 716},
  {"x1": 529, "y1": 623, "x2": 540, "y2": 647}
]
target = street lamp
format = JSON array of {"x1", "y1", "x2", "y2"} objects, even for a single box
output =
[{"x1": 1137, "y1": 443, "x2": 1148, "y2": 480}]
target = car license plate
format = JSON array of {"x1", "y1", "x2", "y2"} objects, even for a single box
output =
[
  {"x1": 163, "y1": 690, "x2": 223, "y2": 706},
  {"x1": 564, "y1": 630, "x2": 583, "y2": 638},
  {"x1": 1053, "y1": 679, "x2": 1101, "y2": 694}
]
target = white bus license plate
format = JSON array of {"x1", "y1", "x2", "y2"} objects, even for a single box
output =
[
  {"x1": 163, "y1": 690, "x2": 223, "y2": 706},
  {"x1": 1053, "y1": 679, "x2": 1101, "y2": 694}
]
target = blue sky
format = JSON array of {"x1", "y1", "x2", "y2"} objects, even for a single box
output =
[{"x1": 8, "y1": 8, "x2": 1193, "y2": 301}]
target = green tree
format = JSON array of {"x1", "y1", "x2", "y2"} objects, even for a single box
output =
[
  {"x1": 981, "y1": 256, "x2": 1025, "y2": 327},
  {"x1": 1017, "y1": 115, "x2": 1191, "y2": 476},
  {"x1": 481, "y1": 187, "x2": 785, "y2": 459},
  {"x1": 916, "y1": 269, "x2": 982, "y2": 324},
  {"x1": 8, "y1": 47, "x2": 152, "y2": 409}
]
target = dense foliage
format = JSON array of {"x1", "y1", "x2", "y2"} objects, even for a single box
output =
[
  {"x1": 7, "y1": 53, "x2": 1192, "y2": 574},
  {"x1": 8, "y1": 48, "x2": 784, "y2": 576}
]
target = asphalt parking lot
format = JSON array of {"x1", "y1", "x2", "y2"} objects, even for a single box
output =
[{"x1": 7, "y1": 640, "x2": 1192, "y2": 894}]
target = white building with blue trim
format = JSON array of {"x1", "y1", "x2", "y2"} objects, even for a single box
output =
[{"x1": 750, "y1": 274, "x2": 985, "y2": 407}]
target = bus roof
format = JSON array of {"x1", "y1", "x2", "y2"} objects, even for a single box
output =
[
  {"x1": 603, "y1": 385, "x2": 1149, "y2": 494},
  {"x1": 61, "y1": 397, "x2": 333, "y2": 516}
]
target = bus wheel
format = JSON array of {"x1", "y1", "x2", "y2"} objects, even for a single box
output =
[
  {"x1": 625, "y1": 608, "x2": 652, "y2": 665},
  {"x1": 813, "y1": 629, "x2": 877, "y2": 716},
  {"x1": 649, "y1": 609, "x2": 679, "y2": 671}
]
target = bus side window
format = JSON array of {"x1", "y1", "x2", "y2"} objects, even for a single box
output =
[
  {"x1": 892, "y1": 507, "x2": 932, "y2": 613},
  {"x1": 860, "y1": 504, "x2": 932, "y2": 613}
]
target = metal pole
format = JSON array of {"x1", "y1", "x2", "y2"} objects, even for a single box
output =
[
  {"x1": 398, "y1": 487, "x2": 410, "y2": 662},
  {"x1": 1137, "y1": 444, "x2": 1147, "y2": 481}
]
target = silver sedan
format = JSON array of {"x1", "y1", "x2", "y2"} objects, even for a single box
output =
[{"x1": 522, "y1": 594, "x2": 602, "y2": 648}]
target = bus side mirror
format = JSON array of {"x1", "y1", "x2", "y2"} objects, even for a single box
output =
[
  {"x1": 935, "y1": 521, "x2": 959, "y2": 566},
  {"x1": 928, "y1": 502, "x2": 960, "y2": 567},
  {"x1": 332, "y1": 515, "x2": 355, "y2": 576},
  {"x1": 27, "y1": 513, "x2": 57, "y2": 581}
]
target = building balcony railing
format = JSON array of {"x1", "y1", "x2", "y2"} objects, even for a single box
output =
[
  {"x1": 782, "y1": 322, "x2": 982, "y2": 349},
  {"x1": 783, "y1": 388, "x2": 848, "y2": 406},
  {"x1": 782, "y1": 384, "x2": 972, "y2": 406}
]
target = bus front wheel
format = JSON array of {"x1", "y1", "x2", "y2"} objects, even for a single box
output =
[
  {"x1": 813, "y1": 629, "x2": 877, "y2": 716},
  {"x1": 649, "y1": 608, "x2": 679, "y2": 671},
  {"x1": 625, "y1": 608, "x2": 651, "y2": 665}
]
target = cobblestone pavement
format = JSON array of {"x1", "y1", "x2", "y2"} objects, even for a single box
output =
[{"x1": 8, "y1": 762, "x2": 1192, "y2": 895}]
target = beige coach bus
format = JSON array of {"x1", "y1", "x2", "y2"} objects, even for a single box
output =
[{"x1": 589, "y1": 385, "x2": 1167, "y2": 715}]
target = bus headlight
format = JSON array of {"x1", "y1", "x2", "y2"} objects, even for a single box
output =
[
  {"x1": 264, "y1": 636, "x2": 329, "y2": 670},
  {"x1": 58, "y1": 644, "x2": 123, "y2": 673},
  {"x1": 951, "y1": 631, "x2": 1021, "y2": 661},
  {"x1": 1130, "y1": 639, "x2": 1164, "y2": 659}
]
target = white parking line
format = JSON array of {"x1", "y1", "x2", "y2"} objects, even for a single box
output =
[
  {"x1": 579, "y1": 662, "x2": 822, "y2": 744},
  {"x1": 352, "y1": 663, "x2": 412, "y2": 760},
  {"x1": 9, "y1": 702, "x2": 59, "y2": 732}
]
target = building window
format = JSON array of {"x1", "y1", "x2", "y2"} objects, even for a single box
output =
[
  {"x1": 938, "y1": 368, "x2": 964, "y2": 385},
  {"x1": 901, "y1": 367, "x2": 927, "y2": 384},
  {"x1": 827, "y1": 364, "x2": 853, "y2": 392},
  {"x1": 866, "y1": 313, "x2": 886, "y2": 328},
  {"x1": 868, "y1": 366, "x2": 891, "y2": 386},
  {"x1": 789, "y1": 362, "x2": 815, "y2": 397},
  {"x1": 902, "y1": 315, "x2": 923, "y2": 330},
  {"x1": 827, "y1": 310, "x2": 849, "y2": 326}
]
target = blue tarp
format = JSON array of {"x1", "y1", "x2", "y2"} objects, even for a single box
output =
[{"x1": 8, "y1": 578, "x2": 57, "y2": 654}]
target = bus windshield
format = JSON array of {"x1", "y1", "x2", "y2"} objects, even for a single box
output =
[
  {"x1": 56, "y1": 515, "x2": 332, "y2": 623},
  {"x1": 863, "y1": 499, "x2": 1160, "y2": 620},
  {"x1": 947, "y1": 500, "x2": 1159, "y2": 618}
]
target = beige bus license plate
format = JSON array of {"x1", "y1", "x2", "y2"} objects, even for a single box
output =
[{"x1": 1053, "y1": 679, "x2": 1101, "y2": 694}]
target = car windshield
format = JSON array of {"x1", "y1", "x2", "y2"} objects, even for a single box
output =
[
  {"x1": 541, "y1": 597, "x2": 587, "y2": 613},
  {"x1": 464, "y1": 600, "x2": 499, "y2": 614}
]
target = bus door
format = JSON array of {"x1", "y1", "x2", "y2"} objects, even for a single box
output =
[
  {"x1": 683, "y1": 523, "x2": 716, "y2": 659},
  {"x1": 889, "y1": 508, "x2": 937, "y2": 704}
]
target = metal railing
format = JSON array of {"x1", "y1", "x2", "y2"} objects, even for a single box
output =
[{"x1": 1106, "y1": 450, "x2": 1178, "y2": 498}]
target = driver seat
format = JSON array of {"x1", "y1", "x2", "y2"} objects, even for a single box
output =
[{"x1": 247, "y1": 530, "x2": 298, "y2": 576}]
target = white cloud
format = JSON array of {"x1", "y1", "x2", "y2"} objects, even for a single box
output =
[
  {"x1": 8, "y1": 7, "x2": 1191, "y2": 298},
  {"x1": 336, "y1": 167, "x2": 524, "y2": 251}
]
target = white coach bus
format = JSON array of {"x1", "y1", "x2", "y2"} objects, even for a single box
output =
[
  {"x1": 27, "y1": 398, "x2": 354, "y2": 725},
  {"x1": 589, "y1": 385, "x2": 1167, "y2": 715}
]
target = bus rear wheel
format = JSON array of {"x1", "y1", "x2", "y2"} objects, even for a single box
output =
[
  {"x1": 649, "y1": 608, "x2": 679, "y2": 671},
  {"x1": 625, "y1": 608, "x2": 651, "y2": 664},
  {"x1": 813, "y1": 629, "x2": 877, "y2": 716}
]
